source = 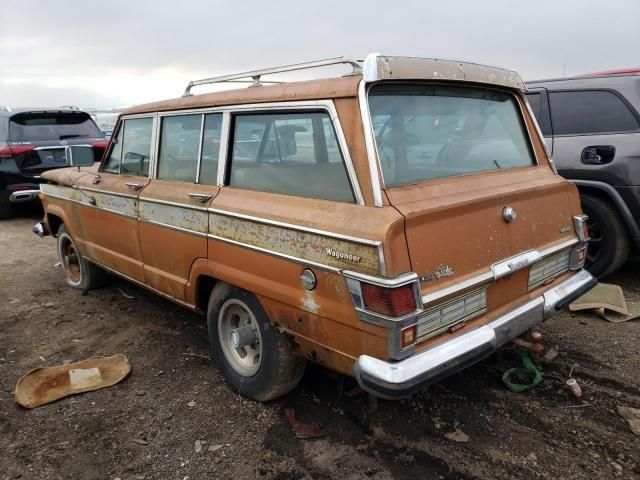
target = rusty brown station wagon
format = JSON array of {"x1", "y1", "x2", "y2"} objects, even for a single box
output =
[{"x1": 34, "y1": 54, "x2": 597, "y2": 400}]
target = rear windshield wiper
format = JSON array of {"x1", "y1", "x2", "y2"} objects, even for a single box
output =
[{"x1": 59, "y1": 134, "x2": 83, "y2": 140}]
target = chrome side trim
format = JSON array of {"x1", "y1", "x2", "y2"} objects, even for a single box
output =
[
  {"x1": 139, "y1": 196, "x2": 210, "y2": 212},
  {"x1": 78, "y1": 186, "x2": 138, "y2": 199},
  {"x1": 329, "y1": 101, "x2": 364, "y2": 206},
  {"x1": 342, "y1": 270, "x2": 417, "y2": 287},
  {"x1": 139, "y1": 218, "x2": 207, "y2": 237},
  {"x1": 421, "y1": 238, "x2": 579, "y2": 305},
  {"x1": 207, "y1": 233, "x2": 340, "y2": 274},
  {"x1": 358, "y1": 80, "x2": 384, "y2": 207},
  {"x1": 207, "y1": 207, "x2": 382, "y2": 247}
]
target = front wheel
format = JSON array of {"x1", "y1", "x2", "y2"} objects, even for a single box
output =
[
  {"x1": 57, "y1": 225, "x2": 107, "y2": 290},
  {"x1": 207, "y1": 283, "x2": 306, "y2": 401}
]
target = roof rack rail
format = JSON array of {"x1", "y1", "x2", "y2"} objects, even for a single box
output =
[{"x1": 182, "y1": 56, "x2": 362, "y2": 96}]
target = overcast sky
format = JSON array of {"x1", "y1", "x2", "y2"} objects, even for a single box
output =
[{"x1": 1, "y1": 0, "x2": 638, "y2": 109}]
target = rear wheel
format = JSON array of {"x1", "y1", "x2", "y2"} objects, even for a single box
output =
[
  {"x1": 57, "y1": 225, "x2": 107, "y2": 290},
  {"x1": 580, "y1": 194, "x2": 631, "y2": 278},
  {"x1": 207, "y1": 283, "x2": 306, "y2": 401}
]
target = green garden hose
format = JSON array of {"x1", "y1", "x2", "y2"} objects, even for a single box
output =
[{"x1": 502, "y1": 348, "x2": 543, "y2": 393}]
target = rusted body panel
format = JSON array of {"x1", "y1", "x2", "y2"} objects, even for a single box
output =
[{"x1": 37, "y1": 57, "x2": 593, "y2": 391}]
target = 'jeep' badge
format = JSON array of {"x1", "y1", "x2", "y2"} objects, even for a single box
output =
[{"x1": 420, "y1": 264, "x2": 455, "y2": 282}]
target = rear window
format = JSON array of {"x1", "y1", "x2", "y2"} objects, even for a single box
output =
[
  {"x1": 368, "y1": 84, "x2": 536, "y2": 187},
  {"x1": 8, "y1": 112, "x2": 103, "y2": 141},
  {"x1": 548, "y1": 90, "x2": 640, "y2": 135}
]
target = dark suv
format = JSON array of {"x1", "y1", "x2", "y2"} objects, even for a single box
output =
[
  {"x1": 526, "y1": 70, "x2": 640, "y2": 277},
  {"x1": 0, "y1": 107, "x2": 106, "y2": 218}
]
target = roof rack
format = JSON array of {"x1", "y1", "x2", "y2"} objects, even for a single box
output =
[{"x1": 182, "y1": 56, "x2": 362, "y2": 96}]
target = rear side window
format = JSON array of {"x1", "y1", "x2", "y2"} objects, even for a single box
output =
[
  {"x1": 8, "y1": 112, "x2": 103, "y2": 141},
  {"x1": 158, "y1": 115, "x2": 201, "y2": 182},
  {"x1": 228, "y1": 111, "x2": 354, "y2": 203},
  {"x1": 549, "y1": 90, "x2": 640, "y2": 135},
  {"x1": 156, "y1": 112, "x2": 223, "y2": 184},
  {"x1": 103, "y1": 117, "x2": 153, "y2": 176}
]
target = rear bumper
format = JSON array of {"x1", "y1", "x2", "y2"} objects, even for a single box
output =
[
  {"x1": 354, "y1": 269, "x2": 596, "y2": 399},
  {"x1": 9, "y1": 189, "x2": 41, "y2": 203}
]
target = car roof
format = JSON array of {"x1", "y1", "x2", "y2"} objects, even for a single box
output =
[
  {"x1": 0, "y1": 107, "x2": 92, "y2": 118},
  {"x1": 527, "y1": 72, "x2": 640, "y2": 89},
  {"x1": 124, "y1": 76, "x2": 362, "y2": 116}
]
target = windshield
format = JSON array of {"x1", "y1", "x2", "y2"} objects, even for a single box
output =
[
  {"x1": 368, "y1": 84, "x2": 535, "y2": 187},
  {"x1": 8, "y1": 112, "x2": 104, "y2": 142}
]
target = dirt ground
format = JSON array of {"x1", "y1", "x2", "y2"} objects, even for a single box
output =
[{"x1": 1, "y1": 211, "x2": 639, "y2": 480}]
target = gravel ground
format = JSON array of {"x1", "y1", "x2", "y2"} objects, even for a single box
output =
[{"x1": 1, "y1": 212, "x2": 639, "y2": 480}]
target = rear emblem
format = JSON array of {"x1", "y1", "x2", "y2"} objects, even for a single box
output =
[
  {"x1": 420, "y1": 264, "x2": 455, "y2": 282},
  {"x1": 502, "y1": 207, "x2": 517, "y2": 223}
]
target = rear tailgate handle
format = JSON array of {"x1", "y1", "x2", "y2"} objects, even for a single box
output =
[
  {"x1": 187, "y1": 192, "x2": 213, "y2": 203},
  {"x1": 125, "y1": 183, "x2": 144, "y2": 191},
  {"x1": 581, "y1": 145, "x2": 615, "y2": 165}
]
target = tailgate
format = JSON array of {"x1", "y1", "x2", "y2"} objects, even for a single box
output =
[{"x1": 386, "y1": 168, "x2": 578, "y2": 315}]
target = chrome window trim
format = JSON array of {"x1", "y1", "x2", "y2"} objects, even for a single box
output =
[
  {"x1": 421, "y1": 238, "x2": 579, "y2": 305},
  {"x1": 137, "y1": 100, "x2": 363, "y2": 204},
  {"x1": 363, "y1": 81, "x2": 541, "y2": 192},
  {"x1": 195, "y1": 114, "x2": 206, "y2": 183},
  {"x1": 358, "y1": 80, "x2": 384, "y2": 207},
  {"x1": 208, "y1": 207, "x2": 382, "y2": 247},
  {"x1": 216, "y1": 112, "x2": 231, "y2": 186}
]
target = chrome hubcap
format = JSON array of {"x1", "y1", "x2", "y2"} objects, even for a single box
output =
[{"x1": 218, "y1": 299, "x2": 262, "y2": 377}]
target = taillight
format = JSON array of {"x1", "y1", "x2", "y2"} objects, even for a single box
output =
[
  {"x1": 91, "y1": 141, "x2": 108, "y2": 149},
  {"x1": 0, "y1": 145, "x2": 34, "y2": 158},
  {"x1": 361, "y1": 282, "x2": 416, "y2": 317}
]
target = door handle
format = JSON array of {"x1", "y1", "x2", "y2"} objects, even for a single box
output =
[
  {"x1": 92, "y1": 174, "x2": 101, "y2": 185},
  {"x1": 581, "y1": 145, "x2": 615, "y2": 165},
  {"x1": 125, "y1": 183, "x2": 144, "y2": 191},
  {"x1": 187, "y1": 192, "x2": 213, "y2": 203}
]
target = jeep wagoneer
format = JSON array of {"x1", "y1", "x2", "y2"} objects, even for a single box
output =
[{"x1": 34, "y1": 54, "x2": 596, "y2": 400}]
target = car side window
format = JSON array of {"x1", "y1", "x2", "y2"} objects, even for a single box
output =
[
  {"x1": 199, "y1": 113, "x2": 223, "y2": 185},
  {"x1": 525, "y1": 92, "x2": 552, "y2": 137},
  {"x1": 104, "y1": 118, "x2": 153, "y2": 175},
  {"x1": 549, "y1": 90, "x2": 640, "y2": 135},
  {"x1": 103, "y1": 124, "x2": 123, "y2": 173},
  {"x1": 228, "y1": 111, "x2": 355, "y2": 203},
  {"x1": 120, "y1": 118, "x2": 153, "y2": 176},
  {"x1": 157, "y1": 115, "x2": 201, "y2": 182}
]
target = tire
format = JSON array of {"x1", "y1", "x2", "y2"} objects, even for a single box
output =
[
  {"x1": 207, "y1": 283, "x2": 306, "y2": 401},
  {"x1": 580, "y1": 194, "x2": 631, "y2": 278},
  {"x1": 57, "y1": 225, "x2": 107, "y2": 290}
]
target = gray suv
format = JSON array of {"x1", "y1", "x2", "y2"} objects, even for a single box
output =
[{"x1": 526, "y1": 71, "x2": 640, "y2": 277}]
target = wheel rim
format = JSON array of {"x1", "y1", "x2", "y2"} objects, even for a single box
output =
[
  {"x1": 59, "y1": 234, "x2": 82, "y2": 285},
  {"x1": 585, "y1": 216, "x2": 604, "y2": 267},
  {"x1": 218, "y1": 299, "x2": 262, "y2": 377}
]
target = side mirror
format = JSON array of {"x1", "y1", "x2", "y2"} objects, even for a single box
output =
[{"x1": 65, "y1": 145, "x2": 95, "y2": 168}]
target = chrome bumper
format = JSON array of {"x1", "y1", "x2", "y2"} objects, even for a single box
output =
[
  {"x1": 354, "y1": 269, "x2": 596, "y2": 399},
  {"x1": 9, "y1": 189, "x2": 40, "y2": 203}
]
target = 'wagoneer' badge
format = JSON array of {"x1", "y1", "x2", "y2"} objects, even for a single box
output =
[
  {"x1": 325, "y1": 248, "x2": 361, "y2": 263},
  {"x1": 420, "y1": 264, "x2": 455, "y2": 282}
]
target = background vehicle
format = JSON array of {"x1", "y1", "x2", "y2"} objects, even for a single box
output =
[
  {"x1": 0, "y1": 107, "x2": 107, "y2": 218},
  {"x1": 526, "y1": 71, "x2": 640, "y2": 277}
]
